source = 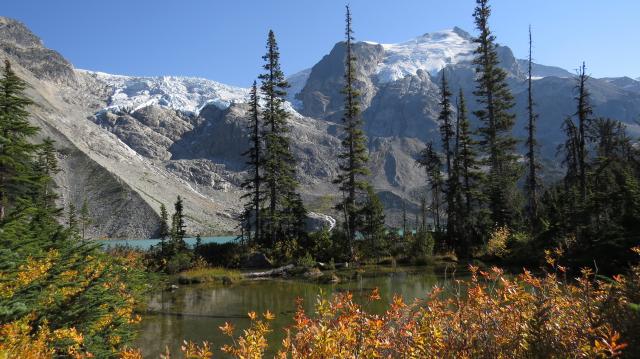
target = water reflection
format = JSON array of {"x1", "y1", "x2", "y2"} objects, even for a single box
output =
[{"x1": 136, "y1": 267, "x2": 462, "y2": 357}]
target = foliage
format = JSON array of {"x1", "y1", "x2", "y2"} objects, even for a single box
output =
[
  {"x1": 295, "y1": 252, "x2": 316, "y2": 269},
  {"x1": 417, "y1": 142, "x2": 444, "y2": 231},
  {"x1": 472, "y1": 0, "x2": 521, "y2": 228},
  {"x1": 0, "y1": 61, "x2": 150, "y2": 358},
  {"x1": 360, "y1": 186, "x2": 387, "y2": 260},
  {"x1": 485, "y1": 225, "x2": 510, "y2": 257},
  {"x1": 154, "y1": 249, "x2": 639, "y2": 358},
  {"x1": 411, "y1": 227, "x2": 435, "y2": 263},
  {"x1": 259, "y1": 30, "x2": 307, "y2": 260},
  {"x1": 194, "y1": 242, "x2": 242, "y2": 268},
  {"x1": 177, "y1": 267, "x2": 242, "y2": 284},
  {"x1": 334, "y1": 5, "x2": 370, "y2": 259},
  {"x1": 240, "y1": 81, "x2": 264, "y2": 247}
]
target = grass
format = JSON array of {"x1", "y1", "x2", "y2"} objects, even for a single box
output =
[{"x1": 176, "y1": 267, "x2": 242, "y2": 284}]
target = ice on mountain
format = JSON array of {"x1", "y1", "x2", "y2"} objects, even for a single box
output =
[
  {"x1": 370, "y1": 28, "x2": 476, "y2": 83},
  {"x1": 79, "y1": 70, "x2": 250, "y2": 114}
]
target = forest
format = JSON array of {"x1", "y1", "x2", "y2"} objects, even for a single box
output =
[{"x1": 1, "y1": 0, "x2": 639, "y2": 358}]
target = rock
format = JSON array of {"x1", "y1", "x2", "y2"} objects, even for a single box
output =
[
  {"x1": 241, "y1": 252, "x2": 272, "y2": 269},
  {"x1": 304, "y1": 267, "x2": 323, "y2": 279},
  {"x1": 318, "y1": 273, "x2": 340, "y2": 284}
]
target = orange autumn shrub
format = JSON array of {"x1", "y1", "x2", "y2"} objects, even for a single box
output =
[
  {"x1": 4, "y1": 249, "x2": 638, "y2": 358},
  {"x1": 155, "y1": 250, "x2": 638, "y2": 359},
  {"x1": 276, "y1": 266, "x2": 629, "y2": 358}
]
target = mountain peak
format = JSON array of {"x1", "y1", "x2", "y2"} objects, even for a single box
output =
[{"x1": 373, "y1": 27, "x2": 476, "y2": 83}]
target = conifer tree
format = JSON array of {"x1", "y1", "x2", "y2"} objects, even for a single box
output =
[
  {"x1": 67, "y1": 203, "x2": 80, "y2": 240},
  {"x1": 361, "y1": 185, "x2": 386, "y2": 260},
  {"x1": 438, "y1": 72, "x2": 459, "y2": 244},
  {"x1": 0, "y1": 64, "x2": 147, "y2": 357},
  {"x1": 158, "y1": 203, "x2": 170, "y2": 255},
  {"x1": 259, "y1": 30, "x2": 305, "y2": 253},
  {"x1": 418, "y1": 142, "x2": 444, "y2": 231},
  {"x1": 34, "y1": 138, "x2": 59, "y2": 210},
  {"x1": 472, "y1": 0, "x2": 520, "y2": 227},
  {"x1": 0, "y1": 60, "x2": 39, "y2": 220},
  {"x1": 402, "y1": 200, "x2": 407, "y2": 238},
  {"x1": 524, "y1": 26, "x2": 541, "y2": 225},
  {"x1": 420, "y1": 195, "x2": 427, "y2": 230},
  {"x1": 456, "y1": 90, "x2": 482, "y2": 218},
  {"x1": 171, "y1": 196, "x2": 187, "y2": 251},
  {"x1": 240, "y1": 81, "x2": 263, "y2": 246},
  {"x1": 334, "y1": 5, "x2": 370, "y2": 258},
  {"x1": 574, "y1": 62, "x2": 593, "y2": 202},
  {"x1": 80, "y1": 197, "x2": 92, "y2": 241}
]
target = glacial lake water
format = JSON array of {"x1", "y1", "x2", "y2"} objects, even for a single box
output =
[
  {"x1": 95, "y1": 236, "x2": 236, "y2": 250},
  {"x1": 135, "y1": 265, "x2": 467, "y2": 358}
]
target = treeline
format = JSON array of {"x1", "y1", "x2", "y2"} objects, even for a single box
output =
[
  {"x1": 419, "y1": 0, "x2": 640, "y2": 271},
  {"x1": 235, "y1": 0, "x2": 639, "y2": 271}
]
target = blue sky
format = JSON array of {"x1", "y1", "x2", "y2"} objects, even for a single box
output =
[{"x1": 4, "y1": 0, "x2": 639, "y2": 87}]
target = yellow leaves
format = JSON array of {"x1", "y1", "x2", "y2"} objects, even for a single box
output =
[
  {"x1": 219, "y1": 322, "x2": 235, "y2": 337},
  {"x1": 0, "y1": 318, "x2": 92, "y2": 359},
  {"x1": 52, "y1": 327, "x2": 84, "y2": 345},
  {"x1": 486, "y1": 226, "x2": 510, "y2": 257},
  {"x1": 0, "y1": 250, "x2": 58, "y2": 298},
  {"x1": 263, "y1": 310, "x2": 276, "y2": 321},
  {"x1": 181, "y1": 340, "x2": 213, "y2": 358},
  {"x1": 119, "y1": 347, "x2": 143, "y2": 359}
]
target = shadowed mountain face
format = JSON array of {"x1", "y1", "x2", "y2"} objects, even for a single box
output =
[{"x1": 1, "y1": 16, "x2": 639, "y2": 235}]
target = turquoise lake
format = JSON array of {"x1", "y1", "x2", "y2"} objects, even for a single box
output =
[{"x1": 95, "y1": 236, "x2": 236, "y2": 250}]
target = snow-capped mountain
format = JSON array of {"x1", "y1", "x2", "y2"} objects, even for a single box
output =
[
  {"x1": 79, "y1": 70, "x2": 250, "y2": 114},
  {"x1": 366, "y1": 27, "x2": 476, "y2": 83},
  {"x1": 3, "y1": 15, "x2": 640, "y2": 238}
]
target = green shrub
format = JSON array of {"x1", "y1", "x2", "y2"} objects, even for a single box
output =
[
  {"x1": 296, "y1": 252, "x2": 316, "y2": 268},
  {"x1": 165, "y1": 252, "x2": 194, "y2": 274},
  {"x1": 194, "y1": 242, "x2": 241, "y2": 268}
]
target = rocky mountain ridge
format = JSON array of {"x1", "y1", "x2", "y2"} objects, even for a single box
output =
[{"x1": 1, "y1": 16, "x2": 639, "y2": 237}]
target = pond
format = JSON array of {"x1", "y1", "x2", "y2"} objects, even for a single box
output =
[
  {"x1": 95, "y1": 236, "x2": 236, "y2": 250},
  {"x1": 135, "y1": 265, "x2": 467, "y2": 358}
]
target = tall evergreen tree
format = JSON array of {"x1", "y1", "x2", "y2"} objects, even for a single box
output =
[
  {"x1": 456, "y1": 90, "x2": 485, "y2": 253},
  {"x1": 456, "y1": 90, "x2": 482, "y2": 218},
  {"x1": 334, "y1": 5, "x2": 370, "y2": 259},
  {"x1": 158, "y1": 203, "x2": 170, "y2": 253},
  {"x1": 171, "y1": 196, "x2": 187, "y2": 251},
  {"x1": 80, "y1": 197, "x2": 92, "y2": 241},
  {"x1": 472, "y1": 0, "x2": 520, "y2": 227},
  {"x1": 418, "y1": 142, "x2": 444, "y2": 231},
  {"x1": 438, "y1": 73, "x2": 455, "y2": 178},
  {"x1": 361, "y1": 185, "x2": 386, "y2": 260},
  {"x1": 0, "y1": 60, "x2": 39, "y2": 220},
  {"x1": 240, "y1": 81, "x2": 264, "y2": 246},
  {"x1": 34, "y1": 137, "x2": 59, "y2": 210},
  {"x1": 67, "y1": 203, "x2": 79, "y2": 240},
  {"x1": 437, "y1": 72, "x2": 459, "y2": 244},
  {"x1": 524, "y1": 26, "x2": 542, "y2": 226},
  {"x1": 574, "y1": 62, "x2": 593, "y2": 202},
  {"x1": 258, "y1": 30, "x2": 305, "y2": 252}
]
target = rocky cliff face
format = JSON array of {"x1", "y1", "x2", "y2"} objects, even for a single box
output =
[{"x1": 2, "y1": 17, "x2": 639, "y2": 235}]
